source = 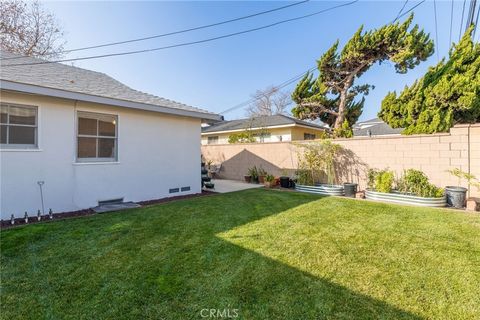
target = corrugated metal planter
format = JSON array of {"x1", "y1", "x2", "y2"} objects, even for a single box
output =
[
  {"x1": 365, "y1": 189, "x2": 446, "y2": 207},
  {"x1": 295, "y1": 184, "x2": 344, "y2": 196}
]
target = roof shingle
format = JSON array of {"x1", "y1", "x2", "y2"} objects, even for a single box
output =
[{"x1": 0, "y1": 51, "x2": 218, "y2": 119}]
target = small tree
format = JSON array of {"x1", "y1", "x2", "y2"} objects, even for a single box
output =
[
  {"x1": 297, "y1": 140, "x2": 341, "y2": 185},
  {"x1": 379, "y1": 27, "x2": 480, "y2": 134},
  {"x1": 246, "y1": 86, "x2": 292, "y2": 117},
  {"x1": 0, "y1": 0, "x2": 66, "y2": 58},
  {"x1": 291, "y1": 15, "x2": 433, "y2": 135}
]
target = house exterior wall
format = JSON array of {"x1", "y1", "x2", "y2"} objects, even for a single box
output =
[
  {"x1": 201, "y1": 124, "x2": 480, "y2": 197},
  {"x1": 291, "y1": 127, "x2": 325, "y2": 140},
  {"x1": 1, "y1": 91, "x2": 202, "y2": 219},
  {"x1": 201, "y1": 126, "x2": 325, "y2": 145}
]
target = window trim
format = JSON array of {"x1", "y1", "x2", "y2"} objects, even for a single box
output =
[
  {"x1": 0, "y1": 103, "x2": 38, "y2": 149},
  {"x1": 76, "y1": 111, "x2": 118, "y2": 163},
  {"x1": 207, "y1": 136, "x2": 219, "y2": 145},
  {"x1": 304, "y1": 133, "x2": 316, "y2": 140}
]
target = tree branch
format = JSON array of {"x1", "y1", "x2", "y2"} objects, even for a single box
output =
[{"x1": 297, "y1": 102, "x2": 339, "y2": 116}]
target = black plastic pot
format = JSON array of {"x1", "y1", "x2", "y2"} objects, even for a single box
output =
[
  {"x1": 445, "y1": 186, "x2": 468, "y2": 208},
  {"x1": 343, "y1": 183, "x2": 358, "y2": 198},
  {"x1": 280, "y1": 176, "x2": 290, "y2": 188}
]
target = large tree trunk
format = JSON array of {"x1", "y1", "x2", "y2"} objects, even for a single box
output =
[{"x1": 334, "y1": 90, "x2": 348, "y2": 129}]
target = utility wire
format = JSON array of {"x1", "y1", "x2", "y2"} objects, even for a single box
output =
[
  {"x1": 393, "y1": 0, "x2": 409, "y2": 22},
  {"x1": 449, "y1": 0, "x2": 454, "y2": 46},
  {"x1": 2, "y1": 0, "x2": 359, "y2": 67},
  {"x1": 396, "y1": 0, "x2": 426, "y2": 21},
  {"x1": 219, "y1": 67, "x2": 316, "y2": 115},
  {"x1": 433, "y1": 0, "x2": 440, "y2": 61},
  {"x1": 1, "y1": 0, "x2": 309, "y2": 61},
  {"x1": 474, "y1": 2, "x2": 480, "y2": 39},
  {"x1": 221, "y1": 0, "x2": 428, "y2": 116},
  {"x1": 460, "y1": 0, "x2": 467, "y2": 41}
]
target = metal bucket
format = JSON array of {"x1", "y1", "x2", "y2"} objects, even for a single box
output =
[{"x1": 445, "y1": 186, "x2": 467, "y2": 208}]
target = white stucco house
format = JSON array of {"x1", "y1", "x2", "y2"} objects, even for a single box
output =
[{"x1": 0, "y1": 51, "x2": 221, "y2": 219}]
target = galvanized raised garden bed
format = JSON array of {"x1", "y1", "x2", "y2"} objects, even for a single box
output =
[
  {"x1": 365, "y1": 189, "x2": 446, "y2": 207},
  {"x1": 295, "y1": 184, "x2": 345, "y2": 196}
]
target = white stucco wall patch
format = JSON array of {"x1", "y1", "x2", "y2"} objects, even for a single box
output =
[{"x1": 0, "y1": 92, "x2": 202, "y2": 219}]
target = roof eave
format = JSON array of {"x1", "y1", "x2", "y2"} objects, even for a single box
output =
[
  {"x1": 0, "y1": 80, "x2": 222, "y2": 122},
  {"x1": 201, "y1": 122, "x2": 326, "y2": 135}
]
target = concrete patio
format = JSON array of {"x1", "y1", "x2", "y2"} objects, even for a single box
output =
[{"x1": 206, "y1": 179, "x2": 264, "y2": 193}]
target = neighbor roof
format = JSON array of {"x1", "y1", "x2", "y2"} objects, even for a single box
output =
[
  {"x1": 353, "y1": 118, "x2": 403, "y2": 136},
  {"x1": 0, "y1": 51, "x2": 221, "y2": 121},
  {"x1": 202, "y1": 114, "x2": 327, "y2": 134}
]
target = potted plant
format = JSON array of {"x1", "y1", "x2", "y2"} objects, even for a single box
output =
[
  {"x1": 244, "y1": 171, "x2": 252, "y2": 183},
  {"x1": 446, "y1": 169, "x2": 480, "y2": 209},
  {"x1": 264, "y1": 174, "x2": 275, "y2": 188},
  {"x1": 248, "y1": 166, "x2": 259, "y2": 184},
  {"x1": 365, "y1": 169, "x2": 446, "y2": 207},
  {"x1": 294, "y1": 141, "x2": 345, "y2": 195},
  {"x1": 257, "y1": 167, "x2": 267, "y2": 184},
  {"x1": 279, "y1": 168, "x2": 290, "y2": 188}
]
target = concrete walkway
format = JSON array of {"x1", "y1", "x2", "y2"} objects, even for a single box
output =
[{"x1": 207, "y1": 179, "x2": 264, "y2": 193}]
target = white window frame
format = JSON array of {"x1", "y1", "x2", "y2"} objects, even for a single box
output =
[
  {"x1": 207, "y1": 136, "x2": 219, "y2": 145},
  {"x1": 76, "y1": 111, "x2": 118, "y2": 163},
  {"x1": 0, "y1": 103, "x2": 38, "y2": 149}
]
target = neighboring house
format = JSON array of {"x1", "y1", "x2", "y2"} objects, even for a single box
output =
[
  {"x1": 201, "y1": 114, "x2": 327, "y2": 145},
  {"x1": 353, "y1": 118, "x2": 403, "y2": 137},
  {"x1": 0, "y1": 51, "x2": 221, "y2": 219}
]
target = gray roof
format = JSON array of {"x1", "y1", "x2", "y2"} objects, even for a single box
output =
[
  {"x1": 202, "y1": 114, "x2": 326, "y2": 133},
  {"x1": 353, "y1": 118, "x2": 403, "y2": 136},
  {"x1": 0, "y1": 51, "x2": 220, "y2": 121}
]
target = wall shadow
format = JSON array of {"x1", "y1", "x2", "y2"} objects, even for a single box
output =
[
  {"x1": 334, "y1": 147, "x2": 369, "y2": 186},
  {"x1": 214, "y1": 149, "x2": 295, "y2": 180}
]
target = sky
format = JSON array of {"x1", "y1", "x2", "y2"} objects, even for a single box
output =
[{"x1": 42, "y1": 0, "x2": 478, "y2": 122}]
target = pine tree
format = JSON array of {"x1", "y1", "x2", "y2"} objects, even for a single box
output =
[
  {"x1": 291, "y1": 15, "x2": 433, "y2": 135},
  {"x1": 379, "y1": 27, "x2": 480, "y2": 134}
]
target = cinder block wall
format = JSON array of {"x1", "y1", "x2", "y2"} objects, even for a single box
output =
[{"x1": 201, "y1": 124, "x2": 480, "y2": 197}]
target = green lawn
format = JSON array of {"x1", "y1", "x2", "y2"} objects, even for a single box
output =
[{"x1": 1, "y1": 189, "x2": 479, "y2": 319}]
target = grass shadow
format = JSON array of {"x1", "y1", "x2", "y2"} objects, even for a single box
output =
[{"x1": 1, "y1": 189, "x2": 427, "y2": 319}]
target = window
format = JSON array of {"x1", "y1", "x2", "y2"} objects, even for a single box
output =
[
  {"x1": 304, "y1": 133, "x2": 316, "y2": 140},
  {"x1": 77, "y1": 112, "x2": 117, "y2": 162},
  {"x1": 254, "y1": 132, "x2": 271, "y2": 143},
  {"x1": 207, "y1": 136, "x2": 219, "y2": 145},
  {"x1": 0, "y1": 104, "x2": 38, "y2": 148}
]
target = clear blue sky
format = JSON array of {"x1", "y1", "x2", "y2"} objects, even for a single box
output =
[{"x1": 43, "y1": 1, "x2": 477, "y2": 122}]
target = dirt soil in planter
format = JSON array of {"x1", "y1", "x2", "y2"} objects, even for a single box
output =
[{"x1": 1, "y1": 190, "x2": 217, "y2": 230}]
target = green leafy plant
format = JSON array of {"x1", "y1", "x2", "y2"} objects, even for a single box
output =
[
  {"x1": 257, "y1": 166, "x2": 267, "y2": 177},
  {"x1": 247, "y1": 166, "x2": 258, "y2": 180},
  {"x1": 374, "y1": 170, "x2": 395, "y2": 193},
  {"x1": 228, "y1": 131, "x2": 256, "y2": 144},
  {"x1": 265, "y1": 174, "x2": 275, "y2": 182},
  {"x1": 447, "y1": 168, "x2": 480, "y2": 191},
  {"x1": 379, "y1": 27, "x2": 480, "y2": 134},
  {"x1": 367, "y1": 169, "x2": 379, "y2": 189},
  {"x1": 333, "y1": 120, "x2": 353, "y2": 138},
  {"x1": 295, "y1": 169, "x2": 314, "y2": 186},
  {"x1": 397, "y1": 169, "x2": 444, "y2": 197},
  {"x1": 292, "y1": 15, "x2": 433, "y2": 130},
  {"x1": 297, "y1": 140, "x2": 342, "y2": 185}
]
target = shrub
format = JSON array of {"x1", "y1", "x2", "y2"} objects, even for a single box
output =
[
  {"x1": 247, "y1": 166, "x2": 258, "y2": 179},
  {"x1": 296, "y1": 169, "x2": 314, "y2": 186},
  {"x1": 397, "y1": 169, "x2": 444, "y2": 197},
  {"x1": 374, "y1": 170, "x2": 395, "y2": 193},
  {"x1": 228, "y1": 131, "x2": 255, "y2": 143},
  {"x1": 265, "y1": 174, "x2": 275, "y2": 182}
]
